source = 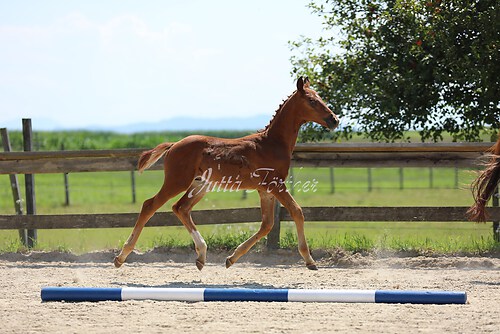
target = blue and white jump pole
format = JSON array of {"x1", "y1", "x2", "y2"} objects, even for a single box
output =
[{"x1": 41, "y1": 287, "x2": 467, "y2": 304}]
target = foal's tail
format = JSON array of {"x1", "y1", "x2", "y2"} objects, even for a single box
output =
[
  {"x1": 137, "y1": 142, "x2": 174, "y2": 173},
  {"x1": 467, "y1": 133, "x2": 500, "y2": 223}
]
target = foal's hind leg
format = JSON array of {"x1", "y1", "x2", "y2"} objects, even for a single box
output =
[
  {"x1": 172, "y1": 183, "x2": 208, "y2": 270},
  {"x1": 226, "y1": 191, "x2": 275, "y2": 268},
  {"x1": 114, "y1": 184, "x2": 183, "y2": 268}
]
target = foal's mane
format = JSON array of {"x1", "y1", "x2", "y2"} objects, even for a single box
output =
[{"x1": 257, "y1": 91, "x2": 296, "y2": 134}]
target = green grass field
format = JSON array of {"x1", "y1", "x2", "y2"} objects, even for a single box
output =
[{"x1": 0, "y1": 167, "x2": 498, "y2": 254}]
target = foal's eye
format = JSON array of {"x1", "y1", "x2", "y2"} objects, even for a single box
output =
[{"x1": 309, "y1": 99, "x2": 317, "y2": 106}]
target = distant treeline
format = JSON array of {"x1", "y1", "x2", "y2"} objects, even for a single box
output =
[
  {"x1": 3, "y1": 130, "x2": 254, "y2": 151},
  {"x1": 3, "y1": 128, "x2": 494, "y2": 152}
]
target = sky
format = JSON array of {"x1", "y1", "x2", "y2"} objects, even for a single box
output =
[{"x1": 0, "y1": 0, "x2": 327, "y2": 131}]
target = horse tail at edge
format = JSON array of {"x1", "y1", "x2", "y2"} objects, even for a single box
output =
[
  {"x1": 137, "y1": 142, "x2": 174, "y2": 173},
  {"x1": 467, "y1": 133, "x2": 500, "y2": 223}
]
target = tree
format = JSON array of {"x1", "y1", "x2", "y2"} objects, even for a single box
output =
[{"x1": 291, "y1": 0, "x2": 500, "y2": 142}]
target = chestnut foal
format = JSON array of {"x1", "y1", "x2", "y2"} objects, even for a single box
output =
[{"x1": 114, "y1": 77, "x2": 339, "y2": 270}]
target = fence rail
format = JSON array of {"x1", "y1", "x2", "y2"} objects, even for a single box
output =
[
  {"x1": 1, "y1": 142, "x2": 499, "y2": 245},
  {"x1": 1, "y1": 207, "x2": 500, "y2": 230},
  {"x1": 0, "y1": 142, "x2": 493, "y2": 174}
]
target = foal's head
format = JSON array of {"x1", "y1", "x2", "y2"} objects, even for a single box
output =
[{"x1": 294, "y1": 77, "x2": 339, "y2": 130}]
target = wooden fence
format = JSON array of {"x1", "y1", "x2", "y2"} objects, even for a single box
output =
[{"x1": 1, "y1": 142, "x2": 499, "y2": 246}]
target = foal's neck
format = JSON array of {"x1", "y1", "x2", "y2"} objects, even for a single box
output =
[{"x1": 263, "y1": 94, "x2": 304, "y2": 154}]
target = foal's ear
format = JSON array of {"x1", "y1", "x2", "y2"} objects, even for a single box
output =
[
  {"x1": 304, "y1": 77, "x2": 310, "y2": 88},
  {"x1": 297, "y1": 77, "x2": 305, "y2": 92},
  {"x1": 297, "y1": 76, "x2": 310, "y2": 93}
]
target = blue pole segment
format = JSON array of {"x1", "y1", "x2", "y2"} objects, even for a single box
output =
[
  {"x1": 41, "y1": 287, "x2": 122, "y2": 302},
  {"x1": 204, "y1": 288, "x2": 289, "y2": 302},
  {"x1": 375, "y1": 290, "x2": 467, "y2": 304}
]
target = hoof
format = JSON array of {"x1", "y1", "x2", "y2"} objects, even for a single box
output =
[
  {"x1": 225, "y1": 257, "x2": 233, "y2": 269},
  {"x1": 196, "y1": 259, "x2": 204, "y2": 271},
  {"x1": 113, "y1": 257, "x2": 124, "y2": 268},
  {"x1": 306, "y1": 263, "x2": 318, "y2": 270}
]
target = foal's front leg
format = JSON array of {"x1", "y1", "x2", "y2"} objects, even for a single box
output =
[
  {"x1": 225, "y1": 191, "x2": 275, "y2": 268},
  {"x1": 273, "y1": 190, "x2": 317, "y2": 270}
]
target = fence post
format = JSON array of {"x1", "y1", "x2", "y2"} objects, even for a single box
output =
[
  {"x1": 429, "y1": 167, "x2": 434, "y2": 188},
  {"x1": 329, "y1": 167, "x2": 335, "y2": 194},
  {"x1": 266, "y1": 199, "x2": 281, "y2": 249},
  {"x1": 493, "y1": 187, "x2": 499, "y2": 242},
  {"x1": 61, "y1": 143, "x2": 70, "y2": 206},
  {"x1": 367, "y1": 168, "x2": 372, "y2": 192},
  {"x1": 63, "y1": 173, "x2": 70, "y2": 206},
  {"x1": 0, "y1": 128, "x2": 28, "y2": 246},
  {"x1": 22, "y1": 119, "x2": 37, "y2": 248},
  {"x1": 399, "y1": 167, "x2": 404, "y2": 190},
  {"x1": 131, "y1": 171, "x2": 136, "y2": 204}
]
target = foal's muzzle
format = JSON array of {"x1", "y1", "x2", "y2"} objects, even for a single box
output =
[{"x1": 324, "y1": 115, "x2": 339, "y2": 130}]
